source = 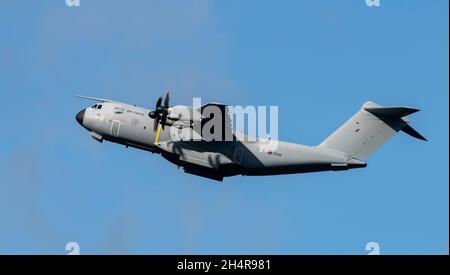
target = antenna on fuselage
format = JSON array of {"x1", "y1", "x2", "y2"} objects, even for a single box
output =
[{"x1": 75, "y1": 95, "x2": 118, "y2": 103}]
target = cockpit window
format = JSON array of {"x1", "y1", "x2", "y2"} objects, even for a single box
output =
[
  {"x1": 92, "y1": 104, "x2": 98, "y2": 109},
  {"x1": 97, "y1": 104, "x2": 102, "y2": 109}
]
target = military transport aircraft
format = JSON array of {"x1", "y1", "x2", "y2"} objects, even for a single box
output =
[{"x1": 75, "y1": 93, "x2": 426, "y2": 181}]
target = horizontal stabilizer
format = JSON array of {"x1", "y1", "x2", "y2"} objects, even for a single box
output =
[
  {"x1": 364, "y1": 106, "x2": 420, "y2": 117},
  {"x1": 364, "y1": 104, "x2": 426, "y2": 141},
  {"x1": 401, "y1": 124, "x2": 427, "y2": 141}
]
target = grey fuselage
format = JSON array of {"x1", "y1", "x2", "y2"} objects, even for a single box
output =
[{"x1": 75, "y1": 101, "x2": 366, "y2": 181}]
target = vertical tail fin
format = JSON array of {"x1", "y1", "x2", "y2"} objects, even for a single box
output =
[{"x1": 319, "y1": 101, "x2": 426, "y2": 161}]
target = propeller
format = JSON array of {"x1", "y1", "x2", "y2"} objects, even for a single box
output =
[{"x1": 149, "y1": 92, "x2": 170, "y2": 144}]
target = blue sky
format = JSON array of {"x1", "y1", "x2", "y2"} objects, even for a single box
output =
[{"x1": 0, "y1": 0, "x2": 448, "y2": 254}]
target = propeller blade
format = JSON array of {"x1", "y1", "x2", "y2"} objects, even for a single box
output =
[
  {"x1": 164, "y1": 92, "x2": 170, "y2": 109},
  {"x1": 161, "y1": 112, "x2": 167, "y2": 130},
  {"x1": 156, "y1": 96, "x2": 163, "y2": 109},
  {"x1": 153, "y1": 117, "x2": 159, "y2": 131}
]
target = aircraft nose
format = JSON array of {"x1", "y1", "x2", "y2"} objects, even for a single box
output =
[{"x1": 76, "y1": 109, "x2": 85, "y2": 126}]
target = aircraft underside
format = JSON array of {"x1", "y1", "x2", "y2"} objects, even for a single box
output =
[{"x1": 103, "y1": 135, "x2": 367, "y2": 181}]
